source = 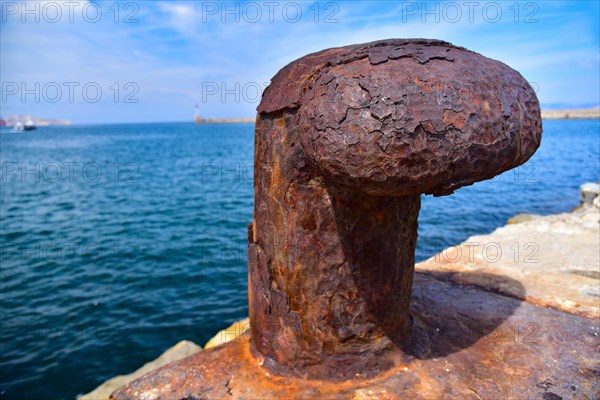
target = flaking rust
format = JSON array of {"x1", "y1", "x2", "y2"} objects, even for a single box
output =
[
  {"x1": 112, "y1": 40, "x2": 598, "y2": 400},
  {"x1": 250, "y1": 38, "x2": 540, "y2": 379}
]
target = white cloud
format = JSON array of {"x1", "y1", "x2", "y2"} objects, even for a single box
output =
[{"x1": 157, "y1": 2, "x2": 198, "y2": 36}]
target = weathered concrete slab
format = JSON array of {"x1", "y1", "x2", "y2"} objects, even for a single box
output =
[
  {"x1": 417, "y1": 207, "x2": 600, "y2": 319},
  {"x1": 111, "y1": 273, "x2": 599, "y2": 400}
]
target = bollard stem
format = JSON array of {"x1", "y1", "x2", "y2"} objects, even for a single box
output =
[{"x1": 248, "y1": 115, "x2": 420, "y2": 380}]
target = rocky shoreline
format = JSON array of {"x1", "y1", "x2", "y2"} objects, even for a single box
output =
[{"x1": 80, "y1": 183, "x2": 600, "y2": 399}]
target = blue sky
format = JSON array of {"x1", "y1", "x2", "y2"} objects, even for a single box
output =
[{"x1": 1, "y1": 0, "x2": 599, "y2": 124}]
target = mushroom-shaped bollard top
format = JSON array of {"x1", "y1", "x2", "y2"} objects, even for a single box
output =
[
  {"x1": 250, "y1": 39, "x2": 541, "y2": 380},
  {"x1": 261, "y1": 39, "x2": 541, "y2": 196}
]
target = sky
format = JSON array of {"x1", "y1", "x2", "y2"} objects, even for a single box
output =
[{"x1": 1, "y1": 0, "x2": 599, "y2": 124}]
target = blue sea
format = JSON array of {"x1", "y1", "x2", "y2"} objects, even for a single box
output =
[{"x1": 0, "y1": 120, "x2": 598, "y2": 400}]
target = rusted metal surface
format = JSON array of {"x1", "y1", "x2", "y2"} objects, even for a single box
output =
[
  {"x1": 111, "y1": 273, "x2": 599, "y2": 399},
  {"x1": 111, "y1": 39, "x2": 552, "y2": 398},
  {"x1": 260, "y1": 39, "x2": 542, "y2": 196},
  {"x1": 249, "y1": 38, "x2": 541, "y2": 379}
]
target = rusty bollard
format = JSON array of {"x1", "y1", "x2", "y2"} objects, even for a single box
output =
[
  {"x1": 249, "y1": 38, "x2": 541, "y2": 379},
  {"x1": 112, "y1": 40, "x2": 600, "y2": 400}
]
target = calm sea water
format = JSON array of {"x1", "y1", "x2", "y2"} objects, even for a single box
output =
[{"x1": 0, "y1": 120, "x2": 598, "y2": 399}]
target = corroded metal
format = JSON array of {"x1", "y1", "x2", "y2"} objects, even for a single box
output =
[
  {"x1": 260, "y1": 38, "x2": 542, "y2": 196},
  {"x1": 111, "y1": 39, "x2": 553, "y2": 398},
  {"x1": 249, "y1": 38, "x2": 541, "y2": 379}
]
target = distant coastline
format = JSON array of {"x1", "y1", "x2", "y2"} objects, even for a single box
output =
[
  {"x1": 197, "y1": 109, "x2": 600, "y2": 123},
  {"x1": 195, "y1": 117, "x2": 255, "y2": 124},
  {"x1": 194, "y1": 108, "x2": 600, "y2": 123},
  {"x1": 541, "y1": 108, "x2": 599, "y2": 120},
  {"x1": 1, "y1": 115, "x2": 72, "y2": 126},
  {"x1": 2, "y1": 108, "x2": 598, "y2": 128}
]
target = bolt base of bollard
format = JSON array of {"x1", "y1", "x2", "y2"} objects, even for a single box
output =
[{"x1": 111, "y1": 273, "x2": 598, "y2": 400}]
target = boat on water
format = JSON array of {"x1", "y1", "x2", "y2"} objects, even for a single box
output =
[{"x1": 12, "y1": 120, "x2": 37, "y2": 132}]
